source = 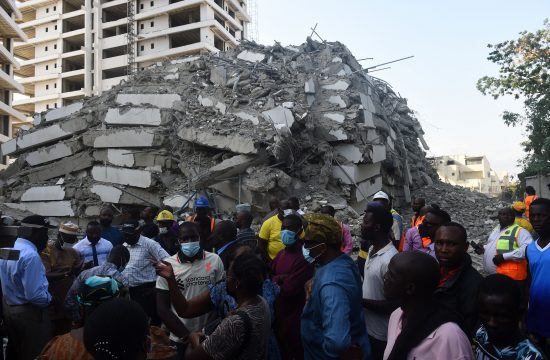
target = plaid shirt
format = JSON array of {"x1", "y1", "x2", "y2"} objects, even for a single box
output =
[{"x1": 123, "y1": 235, "x2": 169, "y2": 287}]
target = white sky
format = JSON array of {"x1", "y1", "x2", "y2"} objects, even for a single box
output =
[{"x1": 256, "y1": 0, "x2": 550, "y2": 177}]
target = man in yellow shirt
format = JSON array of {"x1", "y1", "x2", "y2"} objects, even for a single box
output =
[
  {"x1": 512, "y1": 201, "x2": 534, "y2": 234},
  {"x1": 258, "y1": 200, "x2": 297, "y2": 262}
]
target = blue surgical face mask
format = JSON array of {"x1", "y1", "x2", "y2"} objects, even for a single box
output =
[
  {"x1": 281, "y1": 229, "x2": 297, "y2": 246},
  {"x1": 302, "y1": 243, "x2": 324, "y2": 264},
  {"x1": 181, "y1": 241, "x2": 201, "y2": 257}
]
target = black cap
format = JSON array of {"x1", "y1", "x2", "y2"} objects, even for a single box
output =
[
  {"x1": 21, "y1": 215, "x2": 55, "y2": 229},
  {"x1": 121, "y1": 220, "x2": 140, "y2": 234}
]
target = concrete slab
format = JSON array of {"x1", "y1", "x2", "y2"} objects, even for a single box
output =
[
  {"x1": 5, "y1": 201, "x2": 74, "y2": 217},
  {"x1": 328, "y1": 129, "x2": 348, "y2": 141},
  {"x1": 210, "y1": 66, "x2": 227, "y2": 86},
  {"x1": 104, "y1": 108, "x2": 161, "y2": 126},
  {"x1": 28, "y1": 151, "x2": 94, "y2": 183},
  {"x1": 178, "y1": 128, "x2": 257, "y2": 154},
  {"x1": 163, "y1": 194, "x2": 191, "y2": 209},
  {"x1": 85, "y1": 205, "x2": 101, "y2": 217},
  {"x1": 322, "y1": 80, "x2": 349, "y2": 91},
  {"x1": 305, "y1": 79, "x2": 316, "y2": 94},
  {"x1": 355, "y1": 176, "x2": 383, "y2": 202},
  {"x1": 363, "y1": 110, "x2": 375, "y2": 128},
  {"x1": 333, "y1": 163, "x2": 381, "y2": 185},
  {"x1": 0, "y1": 138, "x2": 16, "y2": 156},
  {"x1": 91, "y1": 184, "x2": 122, "y2": 203},
  {"x1": 91, "y1": 166, "x2": 152, "y2": 188},
  {"x1": 233, "y1": 111, "x2": 259, "y2": 125},
  {"x1": 198, "y1": 95, "x2": 226, "y2": 114},
  {"x1": 164, "y1": 73, "x2": 179, "y2": 80},
  {"x1": 116, "y1": 94, "x2": 181, "y2": 108},
  {"x1": 262, "y1": 106, "x2": 294, "y2": 128},
  {"x1": 171, "y1": 56, "x2": 200, "y2": 64},
  {"x1": 323, "y1": 113, "x2": 345, "y2": 124},
  {"x1": 387, "y1": 137, "x2": 395, "y2": 150},
  {"x1": 119, "y1": 187, "x2": 161, "y2": 206},
  {"x1": 390, "y1": 128, "x2": 397, "y2": 140},
  {"x1": 88, "y1": 129, "x2": 161, "y2": 148},
  {"x1": 334, "y1": 144, "x2": 363, "y2": 163},
  {"x1": 107, "y1": 149, "x2": 135, "y2": 167},
  {"x1": 21, "y1": 185, "x2": 65, "y2": 202},
  {"x1": 45, "y1": 102, "x2": 83, "y2": 122},
  {"x1": 372, "y1": 144, "x2": 386, "y2": 163},
  {"x1": 17, "y1": 124, "x2": 71, "y2": 151},
  {"x1": 237, "y1": 50, "x2": 265, "y2": 63},
  {"x1": 328, "y1": 95, "x2": 346, "y2": 109},
  {"x1": 25, "y1": 140, "x2": 83, "y2": 166}
]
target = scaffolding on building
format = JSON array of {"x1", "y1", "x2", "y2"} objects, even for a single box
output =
[
  {"x1": 126, "y1": 0, "x2": 137, "y2": 76},
  {"x1": 246, "y1": 0, "x2": 259, "y2": 42}
]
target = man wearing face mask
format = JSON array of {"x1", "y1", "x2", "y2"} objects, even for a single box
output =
[
  {"x1": 271, "y1": 214, "x2": 314, "y2": 360},
  {"x1": 41, "y1": 222, "x2": 83, "y2": 335},
  {"x1": 360, "y1": 204, "x2": 399, "y2": 360},
  {"x1": 300, "y1": 213, "x2": 371, "y2": 360},
  {"x1": 121, "y1": 220, "x2": 169, "y2": 325},
  {"x1": 156, "y1": 222, "x2": 224, "y2": 359},
  {"x1": 154, "y1": 210, "x2": 178, "y2": 255},
  {"x1": 99, "y1": 206, "x2": 123, "y2": 247},
  {"x1": 0, "y1": 215, "x2": 53, "y2": 360},
  {"x1": 64, "y1": 245, "x2": 130, "y2": 326},
  {"x1": 258, "y1": 199, "x2": 299, "y2": 263}
]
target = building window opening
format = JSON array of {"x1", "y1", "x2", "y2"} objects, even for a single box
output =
[
  {"x1": 46, "y1": 84, "x2": 49, "y2": 90},
  {"x1": 140, "y1": 45, "x2": 144, "y2": 51},
  {"x1": 46, "y1": 65, "x2": 49, "y2": 70},
  {"x1": 46, "y1": 8, "x2": 49, "y2": 13},
  {"x1": 150, "y1": 21, "x2": 154, "y2": 27},
  {"x1": 150, "y1": 1, "x2": 154, "y2": 6},
  {"x1": 150, "y1": 43, "x2": 154, "y2": 49},
  {"x1": 140, "y1": 23, "x2": 144, "y2": 30},
  {"x1": 45, "y1": 46, "x2": 48, "y2": 51},
  {"x1": 46, "y1": 27, "x2": 49, "y2": 32}
]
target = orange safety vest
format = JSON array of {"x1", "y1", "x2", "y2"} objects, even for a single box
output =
[
  {"x1": 525, "y1": 195, "x2": 539, "y2": 219},
  {"x1": 186, "y1": 214, "x2": 215, "y2": 231},
  {"x1": 495, "y1": 224, "x2": 528, "y2": 281}
]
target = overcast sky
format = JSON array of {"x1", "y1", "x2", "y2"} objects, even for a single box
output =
[{"x1": 256, "y1": 0, "x2": 549, "y2": 177}]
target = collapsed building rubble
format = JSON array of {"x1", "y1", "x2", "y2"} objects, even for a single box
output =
[{"x1": 0, "y1": 38, "x2": 438, "y2": 224}]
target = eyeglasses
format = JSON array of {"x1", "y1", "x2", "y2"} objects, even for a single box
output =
[{"x1": 304, "y1": 242, "x2": 324, "y2": 250}]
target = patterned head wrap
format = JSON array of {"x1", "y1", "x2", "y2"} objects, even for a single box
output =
[
  {"x1": 512, "y1": 201, "x2": 526, "y2": 213},
  {"x1": 303, "y1": 213, "x2": 342, "y2": 245}
]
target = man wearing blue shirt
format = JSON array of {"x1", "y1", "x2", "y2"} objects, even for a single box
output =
[
  {"x1": 301, "y1": 213, "x2": 371, "y2": 360},
  {"x1": 99, "y1": 206, "x2": 123, "y2": 246},
  {"x1": 0, "y1": 215, "x2": 52, "y2": 360}
]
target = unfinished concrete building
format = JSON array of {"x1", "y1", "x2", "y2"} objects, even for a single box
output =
[
  {"x1": 0, "y1": 0, "x2": 27, "y2": 168},
  {"x1": 13, "y1": 0, "x2": 250, "y2": 116},
  {"x1": 0, "y1": 39, "x2": 437, "y2": 224}
]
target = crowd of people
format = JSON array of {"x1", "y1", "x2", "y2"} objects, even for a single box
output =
[{"x1": 0, "y1": 188, "x2": 549, "y2": 359}]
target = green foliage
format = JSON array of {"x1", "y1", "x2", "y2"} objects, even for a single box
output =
[{"x1": 477, "y1": 19, "x2": 550, "y2": 176}]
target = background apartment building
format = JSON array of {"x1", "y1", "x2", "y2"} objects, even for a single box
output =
[
  {"x1": 0, "y1": 0, "x2": 27, "y2": 167},
  {"x1": 432, "y1": 154, "x2": 502, "y2": 196},
  {"x1": 13, "y1": 0, "x2": 250, "y2": 115}
]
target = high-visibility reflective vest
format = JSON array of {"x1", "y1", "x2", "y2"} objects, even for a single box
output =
[
  {"x1": 525, "y1": 195, "x2": 539, "y2": 219},
  {"x1": 186, "y1": 214, "x2": 215, "y2": 231},
  {"x1": 495, "y1": 224, "x2": 527, "y2": 280}
]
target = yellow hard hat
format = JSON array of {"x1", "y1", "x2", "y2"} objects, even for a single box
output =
[
  {"x1": 156, "y1": 210, "x2": 174, "y2": 222},
  {"x1": 512, "y1": 201, "x2": 526, "y2": 213}
]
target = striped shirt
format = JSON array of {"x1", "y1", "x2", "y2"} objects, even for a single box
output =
[
  {"x1": 123, "y1": 236, "x2": 169, "y2": 287},
  {"x1": 236, "y1": 228, "x2": 257, "y2": 249}
]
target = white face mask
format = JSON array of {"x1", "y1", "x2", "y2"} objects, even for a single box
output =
[
  {"x1": 62, "y1": 242, "x2": 75, "y2": 249},
  {"x1": 159, "y1": 227, "x2": 168, "y2": 235},
  {"x1": 283, "y1": 209, "x2": 294, "y2": 217}
]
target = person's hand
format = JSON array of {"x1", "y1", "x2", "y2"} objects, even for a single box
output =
[
  {"x1": 305, "y1": 278, "x2": 314, "y2": 302},
  {"x1": 153, "y1": 260, "x2": 175, "y2": 280},
  {"x1": 472, "y1": 242, "x2": 484, "y2": 255},
  {"x1": 188, "y1": 332, "x2": 205, "y2": 349},
  {"x1": 492, "y1": 254, "x2": 505, "y2": 266}
]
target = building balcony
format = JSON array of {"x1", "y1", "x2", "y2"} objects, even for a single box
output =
[{"x1": 0, "y1": 5, "x2": 28, "y2": 40}]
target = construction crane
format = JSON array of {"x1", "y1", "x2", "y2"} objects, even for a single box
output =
[
  {"x1": 246, "y1": 0, "x2": 259, "y2": 42},
  {"x1": 126, "y1": 0, "x2": 137, "y2": 76}
]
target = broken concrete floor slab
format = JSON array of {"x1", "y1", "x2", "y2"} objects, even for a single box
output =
[
  {"x1": 44, "y1": 102, "x2": 83, "y2": 123},
  {"x1": 28, "y1": 151, "x2": 94, "y2": 183},
  {"x1": 5, "y1": 201, "x2": 74, "y2": 217},
  {"x1": 25, "y1": 140, "x2": 83, "y2": 167},
  {"x1": 115, "y1": 94, "x2": 181, "y2": 108},
  {"x1": 104, "y1": 108, "x2": 161, "y2": 126},
  {"x1": 85, "y1": 129, "x2": 162, "y2": 148},
  {"x1": 20, "y1": 185, "x2": 65, "y2": 202},
  {"x1": 237, "y1": 50, "x2": 265, "y2": 63},
  {"x1": 91, "y1": 166, "x2": 152, "y2": 189},
  {"x1": 262, "y1": 106, "x2": 294, "y2": 128},
  {"x1": 332, "y1": 163, "x2": 381, "y2": 185},
  {"x1": 177, "y1": 127, "x2": 257, "y2": 155}
]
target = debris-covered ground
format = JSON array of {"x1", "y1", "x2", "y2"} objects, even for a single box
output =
[{"x1": 0, "y1": 38, "x2": 437, "y2": 226}]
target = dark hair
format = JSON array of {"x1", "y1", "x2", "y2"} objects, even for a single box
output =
[
  {"x1": 108, "y1": 245, "x2": 130, "y2": 265},
  {"x1": 478, "y1": 274, "x2": 521, "y2": 310},
  {"x1": 179, "y1": 221, "x2": 200, "y2": 234},
  {"x1": 84, "y1": 299, "x2": 148, "y2": 360},
  {"x1": 288, "y1": 197, "x2": 300, "y2": 211},
  {"x1": 100, "y1": 206, "x2": 114, "y2": 214},
  {"x1": 231, "y1": 253, "x2": 266, "y2": 296},
  {"x1": 365, "y1": 204, "x2": 394, "y2": 233},
  {"x1": 319, "y1": 205, "x2": 336, "y2": 217},
  {"x1": 426, "y1": 207, "x2": 451, "y2": 223},
  {"x1": 215, "y1": 220, "x2": 237, "y2": 242},
  {"x1": 87, "y1": 221, "x2": 101, "y2": 228},
  {"x1": 525, "y1": 186, "x2": 536, "y2": 195},
  {"x1": 438, "y1": 222, "x2": 468, "y2": 242},
  {"x1": 283, "y1": 214, "x2": 303, "y2": 230},
  {"x1": 531, "y1": 198, "x2": 550, "y2": 212},
  {"x1": 238, "y1": 211, "x2": 253, "y2": 227},
  {"x1": 268, "y1": 198, "x2": 280, "y2": 211}
]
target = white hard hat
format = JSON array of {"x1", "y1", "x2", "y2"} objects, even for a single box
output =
[{"x1": 372, "y1": 191, "x2": 390, "y2": 201}]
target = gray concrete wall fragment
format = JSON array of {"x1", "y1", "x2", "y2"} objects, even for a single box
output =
[{"x1": 177, "y1": 128, "x2": 257, "y2": 154}]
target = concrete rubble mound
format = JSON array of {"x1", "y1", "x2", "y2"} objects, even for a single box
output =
[{"x1": 0, "y1": 38, "x2": 438, "y2": 221}]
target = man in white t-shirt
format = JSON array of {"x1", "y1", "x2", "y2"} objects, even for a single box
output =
[
  {"x1": 156, "y1": 222, "x2": 224, "y2": 358},
  {"x1": 361, "y1": 204, "x2": 399, "y2": 360}
]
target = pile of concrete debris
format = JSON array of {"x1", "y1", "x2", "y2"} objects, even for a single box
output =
[{"x1": 0, "y1": 38, "x2": 437, "y2": 223}]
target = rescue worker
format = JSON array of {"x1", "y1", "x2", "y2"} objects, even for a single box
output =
[
  {"x1": 186, "y1": 196, "x2": 216, "y2": 252},
  {"x1": 476, "y1": 207, "x2": 533, "y2": 281},
  {"x1": 372, "y1": 191, "x2": 404, "y2": 251},
  {"x1": 524, "y1": 186, "x2": 539, "y2": 220},
  {"x1": 154, "y1": 210, "x2": 178, "y2": 255},
  {"x1": 512, "y1": 201, "x2": 534, "y2": 233},
  {"x1": 411, "y1": 197, "x2": 426, "y2": 227}
]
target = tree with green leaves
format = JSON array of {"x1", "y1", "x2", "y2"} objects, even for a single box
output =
[{"x1": 477, "y1": 19, "x2": 550, "y2": 177}]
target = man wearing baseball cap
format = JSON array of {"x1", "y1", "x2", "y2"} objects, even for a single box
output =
[
  {"x1": 300, "y1": 213, "x2": 371, "y2": 359},
  {"x1": 373, "y1": 191, "x2": 405, "y2": 250},
  {"x1": 41, "y1": 222, "x2": 84, "y2": 335},
  {"x1": 0, "y1": 215, "x2": 53, "y2": 359}
]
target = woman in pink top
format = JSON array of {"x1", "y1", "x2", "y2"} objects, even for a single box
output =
[{"x1": 382, "y1": 252, "x2": 473, "y2": 360}]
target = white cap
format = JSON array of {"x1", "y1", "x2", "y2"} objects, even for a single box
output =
[{"x1": 372, "y1": 191, "x2": 389, "y2": 201}]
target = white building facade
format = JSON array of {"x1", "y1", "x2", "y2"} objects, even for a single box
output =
[
  {"x1": 0, "y1": 0, "x2": 27, "y2": 167},
  {"x1": 13, "y1": 0, "x2": 249, "y2": 115},
  {"x1": 433, "y1": 154, "x2": 501, "y2": 196}
]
